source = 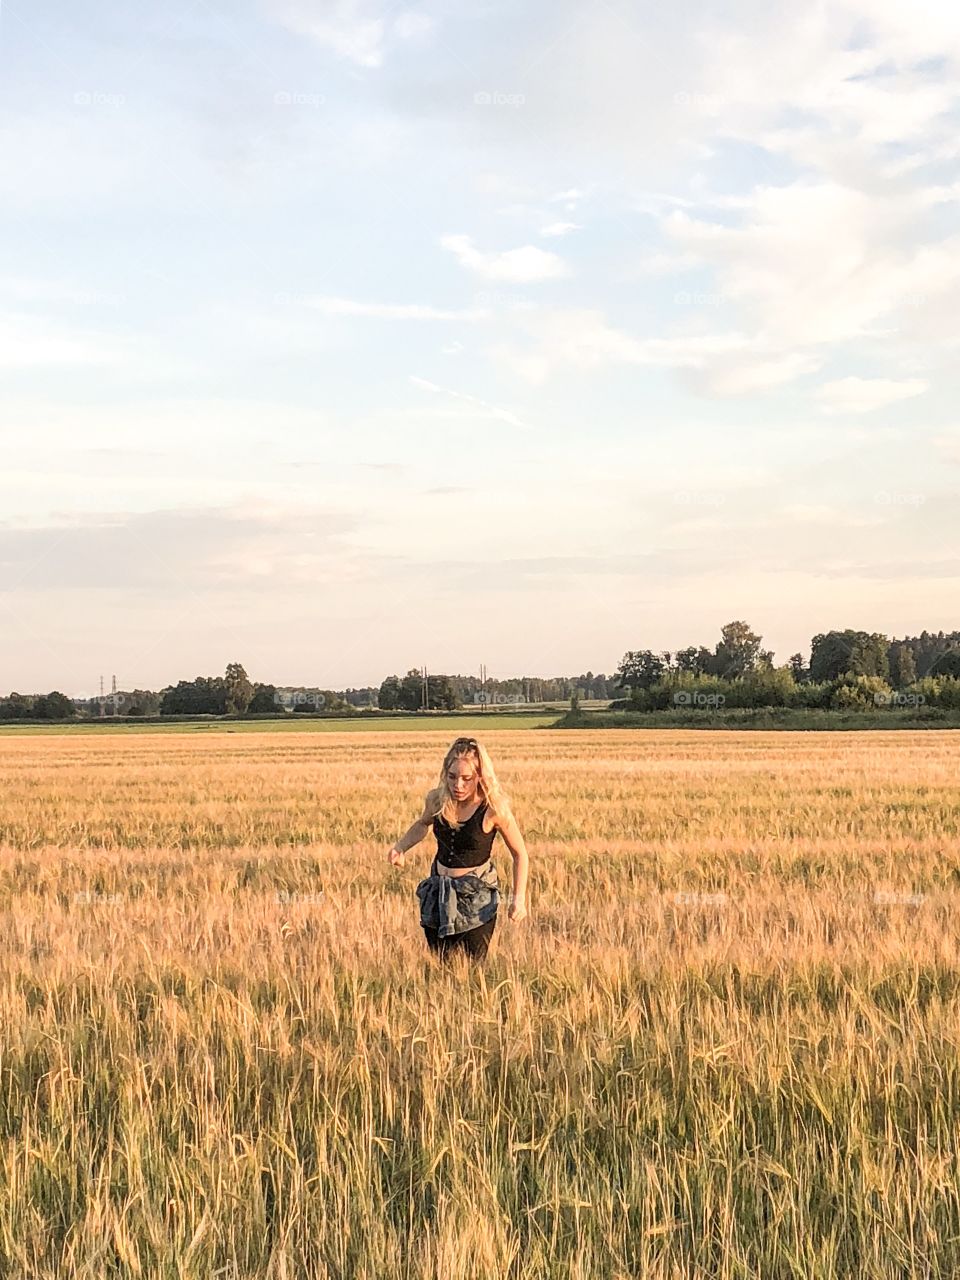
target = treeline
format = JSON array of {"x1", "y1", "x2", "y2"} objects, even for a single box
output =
[
  {"x1": 0, "y1": 691, "x2": 76, "y2": 720},
  {"x1": 4, "y1": 624, "x2": 958, "y2": 720},
  {"x1": 377, "y1": 669, "x2": 615, "y2": 710},
  {"x1": 614, "y1": 621, "x2": 960, "y2": 711},
  {"x1": 0, "y1": 665, "x2": 618, "y2": 720}
]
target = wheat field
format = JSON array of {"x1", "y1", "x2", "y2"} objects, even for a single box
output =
[{"x1": 2, "y1": 727, "x2": 960, "y2": 1279}]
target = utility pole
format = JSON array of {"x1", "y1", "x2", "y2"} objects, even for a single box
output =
[
  {"x1": 99, "y1": 675, "x2": 105, "y2": 718},
  {"x1": 111, "y1": 674, "x2": 117, "y2": 715},
  {"x1": 480, "y1": 663, "x2": 486, "y2": 711},
  {"x1": 421, "y1": 664, "x2": 428, "y2": 711}
]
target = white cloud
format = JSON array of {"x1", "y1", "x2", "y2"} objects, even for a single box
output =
[
  {"x1": 295, "y1": 294, "x2": 487, "y2": 320},
  {"x1": 492, "y1": 307, "x2": 823, "y2": 396},
  {"x1": 268, "y1": 0, "x2": 431, "y2": 65},
  {"x1": 539, "y1": 222, "x2": 582, "y2": 237},
  {"x1": 440, "y1": 234, "x2": 569, "y2": 282},
  {"x1": 631, "y1": 250, "x2": 702, "y2": 276},
  {"x1": 392, "y1": 11, "x2": 434, "y2": 40},
  {"x1": 408, "y1": 375, "x2": 536, "y2": 431},
  {"x1": 815, "y1": 377, "x2": 929, "y2": 413},
  {"x1": 268, "y1": 0, "x2": 387, "y2": 66},
  {"x1": 0, "y1": 313, "x2": 129, "y2": 368}
]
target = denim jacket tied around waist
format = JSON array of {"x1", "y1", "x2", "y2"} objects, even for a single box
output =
[{"x1": 415, "y1": 854, "x2": 500, "y2": 938}]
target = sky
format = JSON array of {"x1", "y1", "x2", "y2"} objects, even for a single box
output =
[{"x1": 2, "y1": 0, "x2": 959, "y2": 698}]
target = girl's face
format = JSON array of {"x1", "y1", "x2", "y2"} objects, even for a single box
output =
[{"x1": 447, "y1": 756, "x2": 479, "y2": 802}]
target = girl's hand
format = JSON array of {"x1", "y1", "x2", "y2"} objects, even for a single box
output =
[
  {"x1": 508, "y1": 897, "x2": 527, "y2": 923},
  {"x1": 387, "y1": 846, "x2": 405, "y2": 867}
]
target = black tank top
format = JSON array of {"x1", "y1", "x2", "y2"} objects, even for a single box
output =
[{"x1": 433, "y1": 800, "x2": 496, "y2": 869}]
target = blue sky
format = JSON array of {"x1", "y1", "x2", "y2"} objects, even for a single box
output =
[{"x1": 3, "y1": 0, "x2": 959, "y2": 696}]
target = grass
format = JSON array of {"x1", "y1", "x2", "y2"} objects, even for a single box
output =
[
  {"x1": 558, "y1": 706, "x2": 960, "y2": 731},
  {"x1": 0, "y1": 712, "x2": 559, "y2": 737},
  {"x1": 2, "y1": 727, "x2": 960, "y2": 1278}
]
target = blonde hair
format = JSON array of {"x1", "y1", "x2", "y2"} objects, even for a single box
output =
[{"x1": 431, "y1": 737, "x2": 511, "y2": 829}]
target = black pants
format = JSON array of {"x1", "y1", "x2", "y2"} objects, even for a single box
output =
[{"x1": 423, "y1": 914, "x2": 496, "y2": 965}]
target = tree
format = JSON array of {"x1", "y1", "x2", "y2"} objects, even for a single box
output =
[
  {"x1": 712, "y1": 620, "x2": 763, "y2": 679},
  {"x1": 224, "y1": 663, "x2": 254, "y2": 715},
  {"x1": 34, "y1": 691, "x2": 74, "y2": 720},
  {"x1": 890, "y1": 643, "x2": 917, "y2": 688},
  {"x1": 931, "y1": 647, "x2": 960, "y2": 680},
  {"x1": 160, "y1": 676, "x2": 227, "y2": 715},
  {"x1": 0, "y1": 693, "x2": 32, "y2": 720},
  {"x1": 897, "y1": 645, "x2": 917, "y2": 685},
  {"x1": 616, "y1": 650, "x2": 668, "y2": 691},
  {"x1": 426, "y1": 675, "x2": 461, "y2": 710},
  {"x1": 810, "y1": 630, "x2": 889, "y2": 682},
  {"x1": 848, "y1": 634, "x2": 889, "y2": 679},
  {"x1": 247, "y1": 683, "x2": 279, "y2": 713},
  {"x1": 788, "y1": 653, "x2": 808, "y2": 682},
  {"x1": 675, "y1": 646, "x2": 713, "y2": 676},
  {"x1": 378, "y1": 676, "x2": 403, "y2": 711},
  {"x1": 400, "y1": 669, "x2": 426, "y2": 711}
]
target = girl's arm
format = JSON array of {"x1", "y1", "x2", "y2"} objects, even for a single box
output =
[
  {"x1": 495, "y1": 810, "x2": 529, "y2": 921},
  {"x1": 386, "y1": 790, "x2": 438, "y2": 866}
]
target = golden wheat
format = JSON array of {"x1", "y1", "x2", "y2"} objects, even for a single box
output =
[{"x1": 1, "y1": 728, "x2": 959, "y2": 1278}]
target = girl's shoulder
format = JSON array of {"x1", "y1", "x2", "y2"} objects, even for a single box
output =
[
  {"x1": 425, "y1": 787, "x2": 444, "y2": 817},
  {"x1": 485, "y1": 799, "x2": 512, "y2": 832},
  {"x1": 488, "y1": 803, "x2": 519, "y2": 834},
  {"x1": 419, "y1": 787, "x2": 441, "y2": 822}
]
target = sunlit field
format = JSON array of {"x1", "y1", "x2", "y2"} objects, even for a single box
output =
[{"x1": 3, "y1": 728, "x2": 960, "y2": 1279}]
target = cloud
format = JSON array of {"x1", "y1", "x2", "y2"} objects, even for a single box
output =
[
  {"x1": 0, "y1": 312, "x2": 129, "y2": 368},
  {"x1": 267, "y1": 0, "x2": 385, "y2": 66},
  {"x1": 539, "y1": 222, "x2": 582, "y2": 237},
  {"x1": 292, "y1": 294, "x2": 487, "y2": 320},
  {"x1": 408, "y1": 375, "x2": 536, "y2": 431},
  {"x1": 815, "y1": 377, "x2": 929, "y2": 413},
  {"x1": 0, "y1": 504, "x2": 361, "y2": 593},
  {"x1": 267, "y1": 0, "x2": 433, "y2": 66},
  {"x1": 549, "y1": 188, "x2": 586, "y2": 207},
  {"x1": 491, "y1": 307, "x2": 823, "y2": 395},
  {"x1": 440, "y1": 234, "x2": 569, "y2": 282},
  {"x1": 662, "y1": 183, "x2": 960, "y2": 349}
]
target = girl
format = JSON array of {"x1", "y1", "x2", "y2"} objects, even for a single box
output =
[{"x1": 387, "y1": 736, "x2": 529, "y2": 965}]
